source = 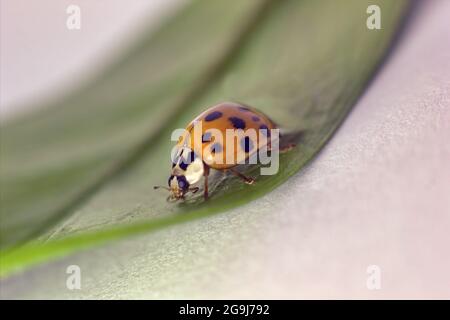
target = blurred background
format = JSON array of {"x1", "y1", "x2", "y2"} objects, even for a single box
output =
[{"x1": 1, "y1": 0, "x2": 185, "y2": 120}]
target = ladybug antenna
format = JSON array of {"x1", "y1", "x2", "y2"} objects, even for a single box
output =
[{"x1": 154, "y1": 185, "x2": 170, "y2": 191}]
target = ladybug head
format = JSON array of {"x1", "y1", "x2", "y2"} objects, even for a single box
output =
[
  {"x1": 154, "y1": 175, "x2": 192, "y2": 201},
  {"x1": 154, "y1": 147, "x2": 202, "y2": 201},
  {"x1": 167, "y1": 175, "x2": 190, "y2": 200}
]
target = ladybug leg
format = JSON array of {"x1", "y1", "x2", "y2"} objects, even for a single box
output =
[
  {"x1": 230, "y1": 168, "x2": 255, "y2": 185},
  {"x1": 280, "y1": 143, "x2": 296, "y2": 153},
  {"x1": 189, "y1": 187, "x2": 199, "y2": 194},
  {"x1": 203, "y1": 164, "x2": 210, "y2": 200},
  {"x1": 279, "y1": 132, "x2": 300, "y2": 153}
]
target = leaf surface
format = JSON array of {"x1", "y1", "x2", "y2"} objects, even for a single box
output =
[{"x1": 0, "y1": 0, "x2": 409, "y2": 277}]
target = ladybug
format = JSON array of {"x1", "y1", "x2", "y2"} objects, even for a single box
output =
[{"x1": 155, "y1": 102, "x2": 292, "y2": 201}]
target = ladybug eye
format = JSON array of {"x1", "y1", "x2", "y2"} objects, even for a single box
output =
[{"x1": 177, "y1": 176, "x2": 189, "y2": 190}]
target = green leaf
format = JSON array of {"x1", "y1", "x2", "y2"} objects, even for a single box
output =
[{"x1": 0, "y1": 0, "x2": 408, "y2": 277}]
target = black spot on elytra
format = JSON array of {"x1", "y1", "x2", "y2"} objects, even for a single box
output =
[
  {"x1": 229, "y1": 117, "x2": 246, "y2": 129},
  {"x1": 205, "y1": 111, "x2": 222, "y2": 121},
  {"x1": 210, "y1": 143, "x2": 222, "y2": 154},
  {"x1": 241, "y1": 136, "x2": 254, "y2": 153},
  {"x1": 252, "y1": 116, "x2": 260, "y2": 122},
  {"x1": 260, "y1": 124, "x2": 270, "y2": 137},
  {"x1": 202, "y1": 132, "x2": 212, "y2": 143}
]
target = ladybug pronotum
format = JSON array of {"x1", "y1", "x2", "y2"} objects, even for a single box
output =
[{"x1": 155, "y1": 102, "x2": 293, "y2": 201}]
